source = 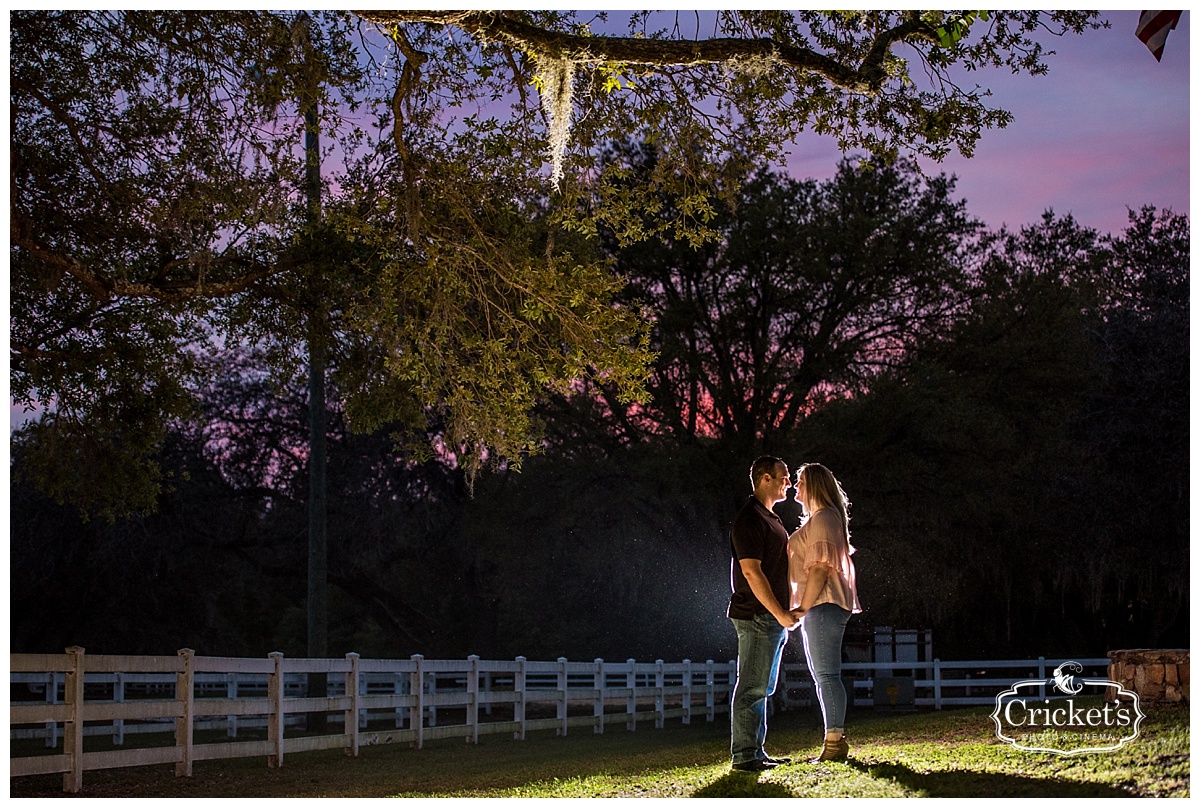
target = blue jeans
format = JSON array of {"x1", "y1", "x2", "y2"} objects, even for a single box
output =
[
  {"x1": 801, "y1": 603, "x2": 851, "y2": 735},
  {"x1": 730, "y1": 614, "x2": 788, "y2": 764}
]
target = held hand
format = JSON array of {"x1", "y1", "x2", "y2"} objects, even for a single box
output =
[
  {"x1": 777, "y1": 610, "x2": 801, "y2": 630},
  {"x1": 791, "y1": 608, "x2": 806, "y2": 623}
]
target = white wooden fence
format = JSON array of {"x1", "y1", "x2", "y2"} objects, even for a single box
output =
[
  {"x1": 10, "y1": 648, "x2": 736, "y2": 793},
  {"x1": 10, "y1": 648, "x2": 1109, "y2": 793}
]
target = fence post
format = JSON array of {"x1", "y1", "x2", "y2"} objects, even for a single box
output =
[
  {"x1": 359, "y1": 670, "x2": 368, "y2": 731},
  {"x1": 175, "y1": 648, "x2": 195, "y2": 777},
  {"x1": 682, "y1": 659, "x2": 692, "y2": 725},
  {"x1": 45, "y1": 671, "x2": 60, "y2": 749},
  {"x1": 112, "y1": 672, "x2": 125, "y2": 745},
  {"x1": 344, "y1": 653, "x2": 360, "y2": 757},
  {"x1": 410, "y1": 655, "x2": 424, "y2": 750},
  {"x1": 482, "y1": 664, "x2": 494, "y2": 718},
  {"x1": 593, "y1": 659, "x2": 604, "y2": 734},
  {"x1": 467, "y1": 655, "x2": 480, "y2": 745},
  {"x1": 227, "y1": 672, "x2": 239, "y2": 738},
  {"x1": 626, "y1": 659, "x2": 637, "y2": 732},
  {"x1": 557, "y1": 657, "x2": 568, "y2": 737},
  {"x1": 705, "y1": 660, "x2": 715, "y2": 722},
  {"x1": 654, "y1": 660, "x2": 665, "y2": 729},
  {"x1": 514, "y1": 656, "x2": 527, "y2": 741},
  {"x1": 62, "y1": 646, "x2": 85, "y2": 794},
  {"x1": 1037, "y1": 657, "x2": 1046, "y2": 700},
  {"x1": 933, "y1": 658, "x2": 942, "y2": 710},
  {"x1": 428, "y1": 662, "x2": 438, "y2": 728},
  {"x1": 394, "y1": 672, "x2": 404, "y2": 729},
  {"x1": 268, "y1": 651, "x2": 285, "y2": 768}
]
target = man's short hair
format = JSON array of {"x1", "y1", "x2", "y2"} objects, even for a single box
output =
[{"x1": 749, "y1": 455, "x2": 785, "y2": 488}]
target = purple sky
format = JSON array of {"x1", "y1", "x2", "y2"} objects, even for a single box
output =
[{"x1": 783, "y1": 10, "x2": 1190, "y2": 236}]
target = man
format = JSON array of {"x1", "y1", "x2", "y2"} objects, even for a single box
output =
[{"x1": 728, "y1": 455, "x2": 800, "y2": 771}]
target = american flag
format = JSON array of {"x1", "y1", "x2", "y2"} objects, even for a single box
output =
[{"x1": 1135, "y1": 11, "x2": 1182, "y2": 61}]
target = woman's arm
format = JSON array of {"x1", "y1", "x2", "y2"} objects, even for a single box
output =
[{"x1": 797, "y1": 563, "x2": 831, "y2": 613}]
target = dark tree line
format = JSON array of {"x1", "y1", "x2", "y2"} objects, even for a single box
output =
[{"x1": 11, "y1": 160, "x2": 1188, "y2": 662}]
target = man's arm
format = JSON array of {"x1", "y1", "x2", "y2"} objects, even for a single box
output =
[{"x1": 739, "y1": 558, "x2": 800, "y2": 629}]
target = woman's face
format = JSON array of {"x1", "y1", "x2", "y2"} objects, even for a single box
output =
[{"x1": 793, "y1": 472, "x2": 807, "y2": 505}]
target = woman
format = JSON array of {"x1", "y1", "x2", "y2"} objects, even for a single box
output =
[{"x1": 788, "y1": 463, "x2": 861, "y2": 763}]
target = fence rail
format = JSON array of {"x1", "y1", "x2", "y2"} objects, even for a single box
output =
[
  {"x1": 783, "y1": 657, "x2": 1111, "y2": 711},
  {"x1": 11, "y1": 648, "x2": 1109, "y2": 793}
]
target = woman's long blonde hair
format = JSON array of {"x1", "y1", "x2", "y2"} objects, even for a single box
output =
[{"x1": 798, "y1": 463, "x2": 851, "y2": 544}]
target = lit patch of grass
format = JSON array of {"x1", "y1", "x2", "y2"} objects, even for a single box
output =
[{"x1": 10, "y1": 704, "x2": 1188, "y2": 798}]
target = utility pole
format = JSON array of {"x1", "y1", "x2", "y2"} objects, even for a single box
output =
[
  {"x1": 301, "y1": 12, "x2": 327, "y2": 664},
  {"x1": 297, "y1": 12, "x2": 328, "y2": 726}
]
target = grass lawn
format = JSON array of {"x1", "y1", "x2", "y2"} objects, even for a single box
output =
[{"x1": 9, "y1": 702, "x2": 1188, "y2": 798}]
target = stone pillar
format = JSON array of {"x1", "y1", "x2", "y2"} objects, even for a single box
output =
[{"x1": 1107, "y1": 649, "x2": 1189, "y2": 704}]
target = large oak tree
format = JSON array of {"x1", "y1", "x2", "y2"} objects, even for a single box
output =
[{"x1": 11, "y1": 10, "x2": 1103, "y2": 516}]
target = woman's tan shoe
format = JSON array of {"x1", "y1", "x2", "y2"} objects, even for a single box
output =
[{"x1": 813, "y1": 736, "x2": 849, "y2": 762}]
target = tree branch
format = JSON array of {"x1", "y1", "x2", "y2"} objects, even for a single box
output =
[
  {"x1": 354, "y1": 10, "x2": 940, "y2": 94},
  {"x1": 11, "y1": 76, "x2": 115, "y2": 199},
  {"x1": 12, "y1": 225, "x2": 289, "y2": 302}
]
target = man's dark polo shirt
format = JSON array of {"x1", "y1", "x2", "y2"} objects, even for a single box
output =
[{"x1": 728, "y1": 496, "x2": 790, "y2": 619}]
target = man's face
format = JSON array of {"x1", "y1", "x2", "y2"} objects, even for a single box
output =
[{"x1": 767, "y1": 463, "x2": 791, "y2": 504}]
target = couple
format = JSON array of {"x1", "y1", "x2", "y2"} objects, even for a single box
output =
[{"x1": 727, "y1": 456, "x2": 861, "y2": 772}]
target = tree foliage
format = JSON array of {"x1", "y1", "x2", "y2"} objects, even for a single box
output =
[
  {"x1": 358, "y1": 10, "x2": 1104, "y2": 163},
  {"x1": 10, "y1": 11, "x2": 357, "y2": 514},
  {"x1": 11, "y1": 10, "x2": 1107, "y2": 516},
  {"x1": 10, "y1": 10, "x2": 651, "y2": 515},
  {"x1": 547, "y1": 154, "x2": 983, "y2": 445},
  {"x1": 11, "y1": 12, "x2": 319, "y2": 301},
  {"x1": 790, "y1": 208, "x2": 1188, "y2": 655},
  {"x1": 358, "y1": 10, "x2": 1104, "y2": 245}
]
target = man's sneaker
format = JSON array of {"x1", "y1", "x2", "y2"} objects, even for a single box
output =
[{"x1": 731, "y1": 758, "x2": 778, "y2": 772}]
